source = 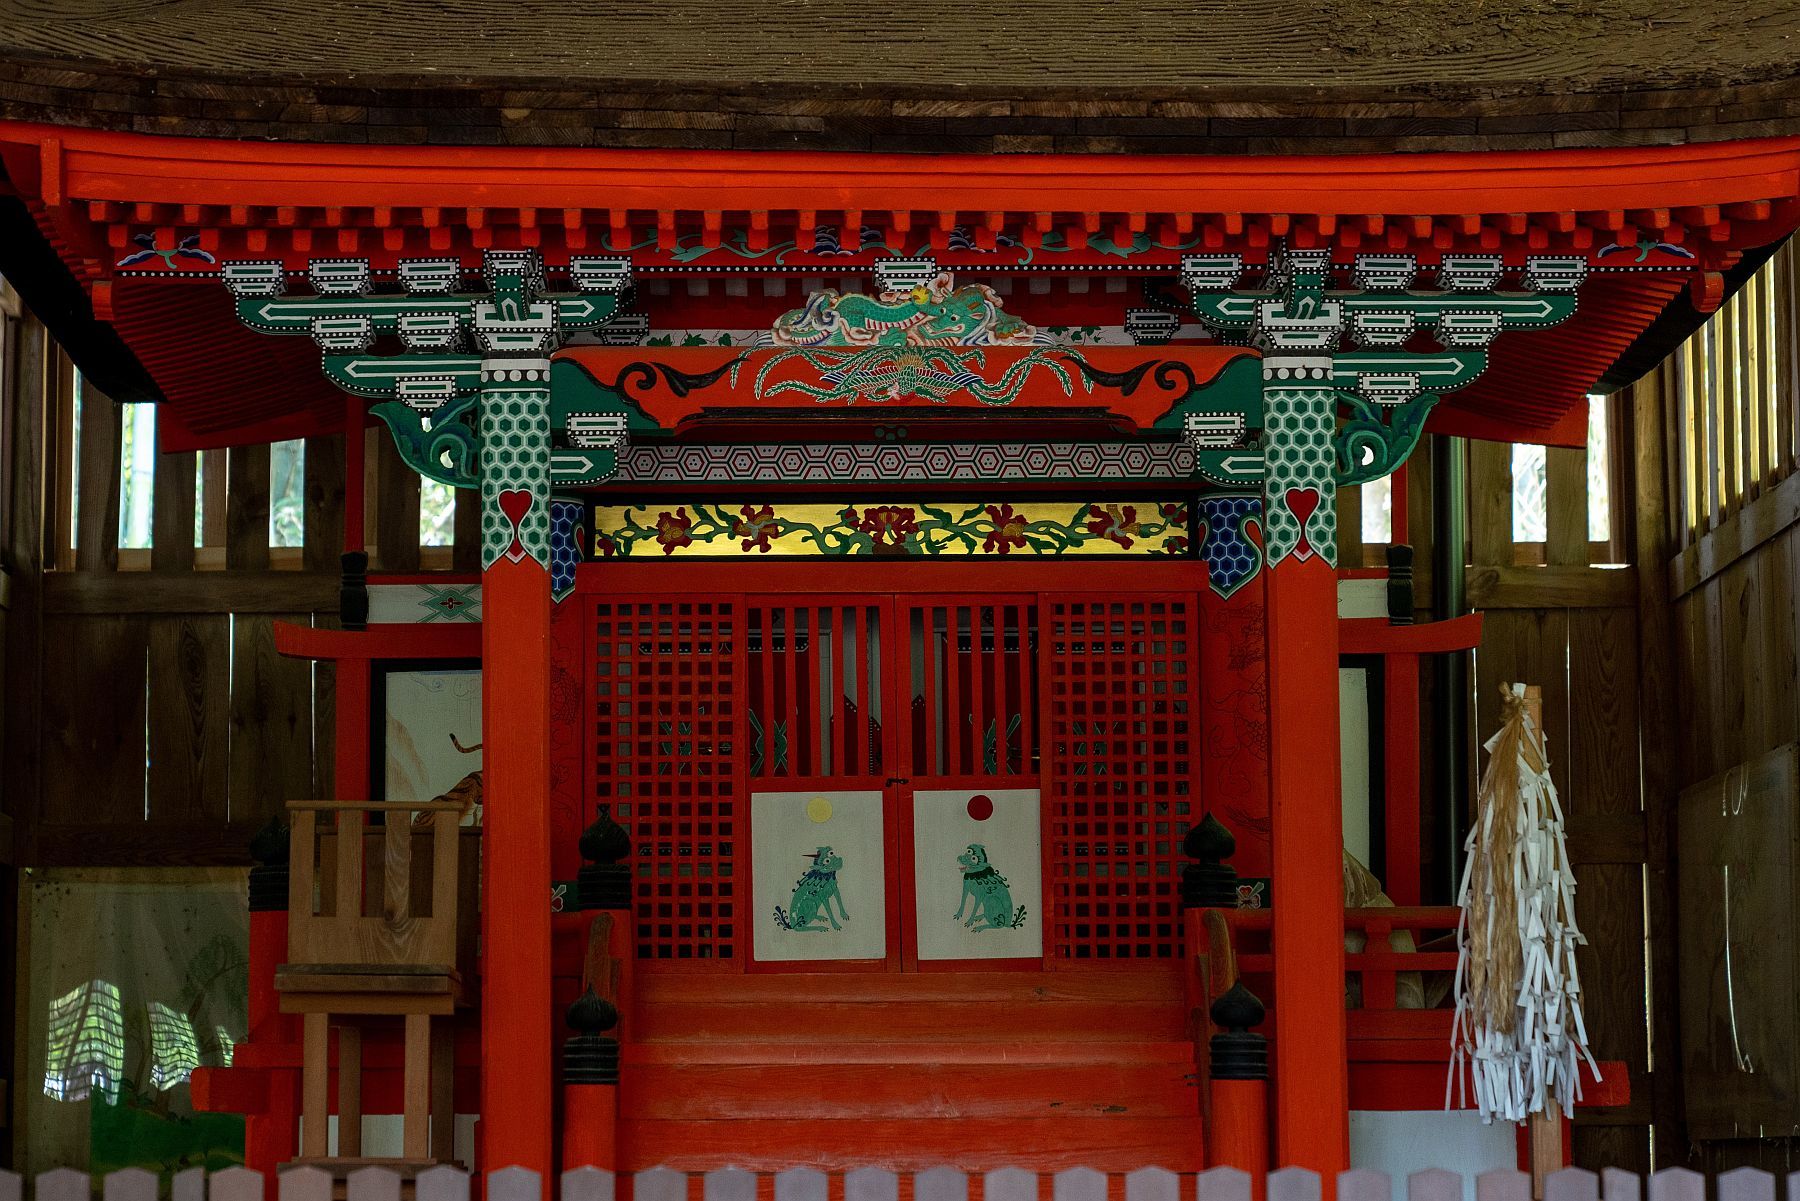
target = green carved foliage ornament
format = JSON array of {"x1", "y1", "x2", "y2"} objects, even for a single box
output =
[
  {"x1": 370, "y1": 394, "x2": 480, "y2": 490},
  {"x1": 1335, "y1": 391, "x2": 1442, "y2": 487}
]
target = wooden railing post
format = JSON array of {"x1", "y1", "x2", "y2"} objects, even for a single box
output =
[
  {"x1": 1208, "y1": 982, "x2": 1271, "y2": 1195},
  {"x1": 1182, "y1": 813, "x2": 1242, "y2": 909},
  {"x1": 1183, "y1": 812, "x2": 1243, "y2": 1030},
  {"x1": 563, "y1": 807, "x2": 631, "y2": 1168},
  {"x1": 560, "y1": 990, "x2": 620, "y2": 1171}
]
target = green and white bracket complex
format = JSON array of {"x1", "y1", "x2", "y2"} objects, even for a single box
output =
[
  {"x1": 219, "y1": 242, "x2": 1583, "y2": 578},
  {"x1": 224, "y1": 249, "x2": 631, "y2": 569},
  {"x1": 1182, "y1": 246, "x2": 1582, "y2": 567}
]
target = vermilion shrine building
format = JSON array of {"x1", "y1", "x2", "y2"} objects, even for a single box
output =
[{"x1": 3, "y1": 8, "x2": 1799, "y2": 1186}]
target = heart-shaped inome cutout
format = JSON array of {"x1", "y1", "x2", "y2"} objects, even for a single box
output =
[
  {"x1": 1284, "y1": 487, "x2": 1321, "y2": 527},
  {"x1": 498, "y1": 488, "x2": 535, "y2": 528},
  {"x1": 1284, "y1": 487, "x2": 1322, "y2": 560}
]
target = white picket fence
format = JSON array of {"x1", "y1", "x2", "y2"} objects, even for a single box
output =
[{"x1": 11, "y1": 1166, "x2": 1798, "y2": 1201}]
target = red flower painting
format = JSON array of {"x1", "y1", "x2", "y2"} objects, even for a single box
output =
[
  {"x1": 983, "y1": 503, "x2": 1029, "y2": 553},
  {"x1": 733, "y1": 503, "x2": 780, "y2": 553},
  {"x1": 655, "y1": 508, "x2": 694, "y2": 555},
  {"x1": 594, "y1": 531, "x2": 619, "y2": 558},
  {"x1": 856, "y1": 505, "x2": 919, "y2": 548},
  {"x1": 1086, "y1": 503, "x2": 1141, "y2": 548}
]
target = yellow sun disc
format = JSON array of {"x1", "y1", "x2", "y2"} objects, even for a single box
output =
[{"x1": 805, "y1": 796, "x2": 834, "y2": 823}]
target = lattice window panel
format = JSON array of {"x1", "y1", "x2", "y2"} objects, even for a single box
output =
[
  {"x1": 591, "y1": 599, "x2": 739, "y2": 961},
  {"x1": 746, "y1": 602, "x2": 885, "y2": 780},
  {"x1": 1044, "y1": 596, "x2": 1198, "y2": 960},
  {"x1": 906, "y1": 600, "x2": 1039, "y2": 779}
]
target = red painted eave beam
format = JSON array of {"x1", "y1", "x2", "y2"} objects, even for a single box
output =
[
  {"x1": 6, "y1": 122, "x2": 1800, "y2": 218},
  {"x1": 1338, "y1": 613, "x2": 1483, "y2": 655},
  {"x1": 272, "y1": 620, "x2": 480, "y2": 661}
]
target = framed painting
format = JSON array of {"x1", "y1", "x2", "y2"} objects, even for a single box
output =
[
  {"x1": 911, "y1": 788, "x2": 1043, "y2": 962},
  {"x1": 373, "y1": 660, "x2": 483, "y2": 820},
  {"x1": 751, "y1": 790, "x2": 888, "y2": 964}
]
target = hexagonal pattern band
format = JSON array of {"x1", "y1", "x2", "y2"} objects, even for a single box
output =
[
  {"x1": 480, "y1": 361, "x2": 553, "y2": 570},
  {"x1": 1261, "y1": 383, "x2": 1337, "y2": 568}
]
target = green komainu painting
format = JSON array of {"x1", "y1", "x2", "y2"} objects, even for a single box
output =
[
  {"x1": 954, "y1": 844, "x2": 1029, "y2": 932},
  {"x1": 773, "y1": 846, "x2": 850, "y2": 932}
]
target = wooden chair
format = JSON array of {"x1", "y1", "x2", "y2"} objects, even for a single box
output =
[{"x1": 276, "y1": 799, "x2": 477, "y2": 1168}]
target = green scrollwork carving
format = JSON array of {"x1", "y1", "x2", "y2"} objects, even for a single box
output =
[
  {"x1": 371, "y1": 394, "x2": 480, "y2": 489},
  {"x1": 1335, "y1": 390, "x2": 1442, "y2": 486}
]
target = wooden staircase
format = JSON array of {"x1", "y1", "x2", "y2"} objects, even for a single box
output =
[{"x1": 618, "y1": 969, "x2": 1204, "y2": 1172}]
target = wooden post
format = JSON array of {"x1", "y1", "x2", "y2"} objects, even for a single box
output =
[
  {"x1": 1265, "y1": 551, "x2": 1351, "y2": 1173},
  {"x1": 1520, "y1": 684, "x2": 1565, "y2": 1196},
  {"x1": 301, "y1": 1012, "x2": 329, "y2": 1159},
  {"x1": 1257, "y1": 338, "x2": 1351, "y2": 1174},
  {"x1": 1208, "y1": 983, "x2": 1271, "y2": 1201},
  {"x1": 404, "y1": 1012, "x2": 432, "y2": 1160},
  {"x1": 565, "y1": 823, "x2": 632, "y2": 1168},
  {"x1": 481, "y1": 553, "x2": 553, "y2": 1172},
  {"x1": 338, "y1": 1023, "x2": 363, "y2": 1157},
  {"x1": 478, "y1": 355, "x2": 556, "y2": 1174}
]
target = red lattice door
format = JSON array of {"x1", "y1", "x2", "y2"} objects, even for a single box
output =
[
  {"x1": 1042, "y1": 594, "x2": 1200, "y2": 961},
  {"x1": 892, "y1": 597, "x2": 1045, "y2": 967},
  {"x1": 589, "y1": 597, "x2": 744, "y2": 963},
  {"x1": 743, "y1": 598, "x2": 901, "y2": 970}
]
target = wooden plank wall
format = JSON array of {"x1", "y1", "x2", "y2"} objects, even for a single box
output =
[
  {"x1": 1463, "y1": 394, "x2": 1664, "y2": 1172},
  {"x1": 1654, "y1": 243, "x2": 1800, "y2": 1171},
  {"x1": 4, "y1": 313, "x2": 477, "y2": 868},
  {"x1": 0, "y1": 282, "x2": 30, "y2": 1169}
]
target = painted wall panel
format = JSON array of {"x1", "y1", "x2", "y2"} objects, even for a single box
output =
[
  {"x1": 912, "y1": 788, "x2": 1043, "y2": 961},
  {"x1": 752, "y1": 790, "x2": 887, "y2": 962}
]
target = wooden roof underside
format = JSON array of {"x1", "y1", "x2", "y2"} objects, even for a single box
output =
[{"x1": 4, "y1": 0, "x2": 1800, "y2": 153}]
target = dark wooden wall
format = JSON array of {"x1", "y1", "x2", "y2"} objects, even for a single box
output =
[
  {"x1": 2, "y1": 307, "x2": 478, "y2": 870},
  {"x1": 1652, "y1": 243, "x2": 1800, "y2": 1172}
]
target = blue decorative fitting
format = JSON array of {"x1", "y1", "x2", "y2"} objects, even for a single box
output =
[
  {"x1": 550, "y1": 499, "x2": 585, "y2": 602},
  {"x1": 1199, "y1": 496, "x2": 1263, "y2": 598}
]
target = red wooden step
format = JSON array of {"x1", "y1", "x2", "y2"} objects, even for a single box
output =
[
  {"x1": 621, "y1": 1062, "x2": 1198, "y2": 1121},
  {"x1": 634, "y1": 969, "x2": 1186, "y2": 1006},
  {"x1": 616, "y1": 1116, "x2": 1206, "y2": 1172},
  {"x1": 623, "y1": 1040, "x2": 1197, "y2": 1066},
  {"x1": 632, "y1": 1001, "x2": 1188, "y2": 1044}
]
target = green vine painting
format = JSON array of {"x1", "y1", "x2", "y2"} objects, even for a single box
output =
[{"x1": 593, "y1": 501, "x2": 1191, "y2": 558}]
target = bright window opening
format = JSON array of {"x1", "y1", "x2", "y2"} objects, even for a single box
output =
[
  {"x1": 1512, "y1": 443, "x2": 1548, "y2": 544},
  {"x1": 420, "y1": 479, "x2": 457, "y2": 547},
  {"x1": 1587, "y1": 393, "x2": 1611, "y2": 544},
  {"x1": 117, "y1": 402, "x2": 157, "y2": 550},
  {"x1": 269, "y1": 440, "x2": 305, "y2": 547},
  {"x1": 1360, "y1": 477, "x2": 1392, "y2": 545}
]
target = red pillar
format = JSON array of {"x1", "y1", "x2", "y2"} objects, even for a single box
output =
[
  {"x1": 1264, "y1": 552, "x2": 1349, "y2": 1171},
  {"x1": 481, "y1": 555, "x2": 554, "y2": 1172}
]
